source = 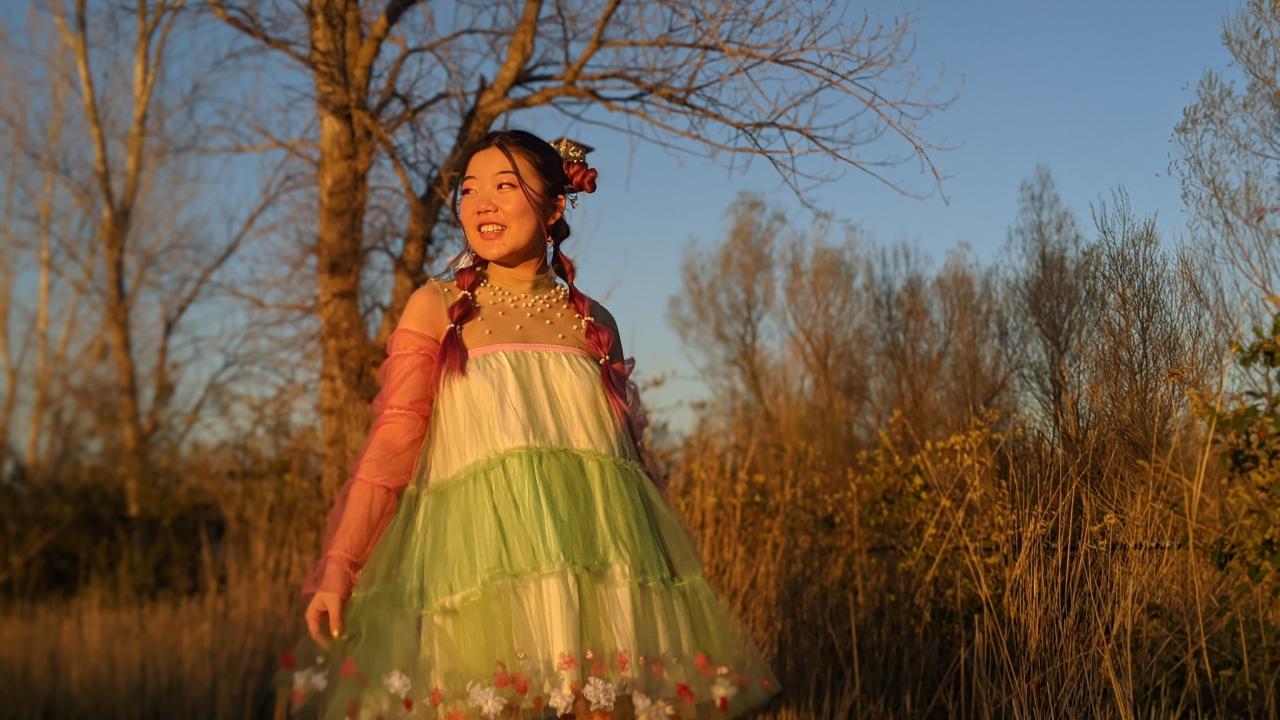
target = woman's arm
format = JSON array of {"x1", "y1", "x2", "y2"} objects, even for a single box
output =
[{"x1": 303, "y1": 283, "x2": 447, "y2": 599}]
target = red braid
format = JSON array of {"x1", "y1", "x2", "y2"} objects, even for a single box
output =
[
  {"x1": 551, "y1": 241, "x2": 630, "y2": 423},
  {"x1": 433, "y1": 261, "x2": 485, "y2": 386}
]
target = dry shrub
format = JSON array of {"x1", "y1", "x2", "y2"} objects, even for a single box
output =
[
  {"x1": 0, "y1": 444, "x2": 322, "y2": 719},
  {"x1": 671, "y1": 401, "x2": 1279, "y2": 719}
]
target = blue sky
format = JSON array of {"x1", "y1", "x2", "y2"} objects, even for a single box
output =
[{"x1": 530, "y1": 0, "x2": 1241, "y2": 432}]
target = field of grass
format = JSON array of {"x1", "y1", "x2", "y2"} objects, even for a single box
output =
[{"x1": 3, "y1": 405, "x2": 1276, "y2": 719}]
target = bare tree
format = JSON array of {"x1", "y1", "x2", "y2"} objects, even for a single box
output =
[
  {"x1": 933, "y1": 245, "x2": 1017, "y2": 431},
  {"x1": 210, "y1": 0, "x2": 958, "y2": 497},
  {"x1": 1087, "y1": 188, "x2": 1214, "y2": 467},
  {"x1": 19, "y1": 42, "x2": 71, "y2": 474},
  {"x1": 1174, "y1": 0, "x2": 1280, "y2": 337},
  {"x1": 17, "y1": 0, "x2": 295, "y2": 516},
  {"x1": 0, "y1": 113, "x2": 19, "y2": 479},
  {"x1": 0, "y1": 10, "x2": 93, "y2": 479},
  {"x1": 1004, "y1": 165, "x2": 1097, "y2": 450},
  {"x1": 668, "y1": 192, "x2": 783, "y2": 432},
  {"x1": 48, "y1": 0, "x2": 187, "y2": 515},
  {"x1": 866, "y1": 241, "x2": 950, "y2": 441},
  {"x1": 778, "y1": 223, "x2": 872, "y2": 453}
]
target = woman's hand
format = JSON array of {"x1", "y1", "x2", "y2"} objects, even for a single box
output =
[{"x1": 305, "y1": 590, "x2": 345, "y2": 650}]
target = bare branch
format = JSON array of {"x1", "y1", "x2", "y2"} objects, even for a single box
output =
[{"x1": 208, "y1": 0, "x2": 311, "y2": 67}]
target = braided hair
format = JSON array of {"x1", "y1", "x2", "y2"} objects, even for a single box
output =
[{"x1": 438, "y1": 130, "x2": 628, "y2": 420}]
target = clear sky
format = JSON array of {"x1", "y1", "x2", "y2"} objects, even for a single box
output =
[{"x1": 523, "y1": 0, "x2": 1242, "y2": 432}]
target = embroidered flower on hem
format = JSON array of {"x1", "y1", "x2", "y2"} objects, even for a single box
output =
[
  {"x1": 293, "y1": 668, "x2": 329, "y2": 693},
  {"x1": 467, "y1": 681, "x2": 505, "y2": 719},
  {"x1": 616, "y1": 650, "x2": 631, "y2": 674},
  {"x1": 555, "y1": 651, "x2": 579, "y2": 672},
  {"x1": 711, "y1": 675, "x2": 739, "y2": 708},
  {"x1": 493, "y1": 660, "x2": 511, "y2": 688},
  {"x1": 632, "y1": 690, "x2": 675, "y2": 720},
  {"x1": 583, "y1": 676, "x2": 616, "y2": 711},
  {"x1": 430, "y1": 687, "x2": 445, "y2": 707},
  {"x1": 383, "y1": 669, "x2": 411, "y2": 698},
  {"x1": 549, "y1": 687, "x2": 574, "y2": 716}
]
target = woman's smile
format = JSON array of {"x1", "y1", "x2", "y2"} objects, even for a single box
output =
[{"x1": 476, "y1": 222, "x2": 507, "y2": 240}]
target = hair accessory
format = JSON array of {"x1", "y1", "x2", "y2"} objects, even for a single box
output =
[
  {"x1": 550, "y1": 136, "x2": 597, "y2": 204},
  {"x1": 550, "y1": 137, "x2": 592, "y2": 163}
]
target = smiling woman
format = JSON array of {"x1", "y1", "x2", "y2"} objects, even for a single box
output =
[
  {"x1": 457, "y1": 146, "x2": 564, "y2": 270},
  {"x1": 273, "y1": 130, "x2": 781, "y2": 720}
]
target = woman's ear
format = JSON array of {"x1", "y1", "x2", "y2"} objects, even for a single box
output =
[{"x1": 549, "y1": 194, "x2": 567, "y2": 226}]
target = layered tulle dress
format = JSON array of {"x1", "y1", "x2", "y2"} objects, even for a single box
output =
[{"x1": 276, "y1": 268, "x2": 780, "y2": 720}]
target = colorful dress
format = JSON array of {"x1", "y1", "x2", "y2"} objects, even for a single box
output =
[{"x1": 276, "y1": 267, "x2": 780, "y2": 720}]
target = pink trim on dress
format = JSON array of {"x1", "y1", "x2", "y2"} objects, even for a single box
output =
[{"x1": 468, "y1": 342, "x2": 592, "y2": 359}]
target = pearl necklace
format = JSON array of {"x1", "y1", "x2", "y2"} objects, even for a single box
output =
[{"x1": 473, "y1": 278, "x2": 588, "y2": 335}]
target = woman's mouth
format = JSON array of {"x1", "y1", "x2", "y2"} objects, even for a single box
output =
[{"x1": 477, "y1": 223, "x2": 507, "y2": 240}]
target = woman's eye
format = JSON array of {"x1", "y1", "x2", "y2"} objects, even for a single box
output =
[
  {"x1": 498, "y1": 181, "x2": 516, "y2": 189},
  {"x1": 460, "y1": 187, "x2": 475, "y2": 195}
]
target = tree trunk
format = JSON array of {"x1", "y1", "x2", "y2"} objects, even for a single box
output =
[
  {"x1": 102, "y1": 214, "x2": 146, "y2": 517},
  {"x1": 314, "y1": 115, "x2": 376, "y2": 501},
  {"x1": 381, "y1": 190, "x2": 434, "y2": 344},
  {"x1": 25, "y1": 76, "x2": 63, "y2": 471},
  {"x1": 311, "y1": 0, "x2": 379, "y2": 499}
]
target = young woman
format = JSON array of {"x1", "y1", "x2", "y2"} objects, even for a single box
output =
[{"x1": 276, "y1": 130, "x2": 780, "y2": 720}]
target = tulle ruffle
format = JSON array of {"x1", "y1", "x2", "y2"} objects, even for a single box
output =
[{"x1": 277, "y1": 446, "x2": 779, "y2": 719}]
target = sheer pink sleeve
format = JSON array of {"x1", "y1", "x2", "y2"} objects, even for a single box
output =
[{"x1": 302, "y1": 326, "x2": 441, "y2": 600}]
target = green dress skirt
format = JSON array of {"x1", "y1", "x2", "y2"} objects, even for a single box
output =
[{"x1": 276, "y1": 346, "x2": 781, "y2": 719}]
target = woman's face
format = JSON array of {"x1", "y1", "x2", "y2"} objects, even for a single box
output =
[{"x1": 458, "y1": 146, "x2": 563, "y2": 269}]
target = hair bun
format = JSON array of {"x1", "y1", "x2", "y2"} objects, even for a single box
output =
[{"x1": 564, "y1": 161, "x2": 598, "y2": 194}]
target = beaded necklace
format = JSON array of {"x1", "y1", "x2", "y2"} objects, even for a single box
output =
[{"x1": 471, "y1": 271, "x2": 587, "y2": 337}]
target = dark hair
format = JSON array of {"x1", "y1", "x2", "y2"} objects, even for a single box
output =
[{"x1": 436, "y1": 130, "x2": 629, "y2": 422}]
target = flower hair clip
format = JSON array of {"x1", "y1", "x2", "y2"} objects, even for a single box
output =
[{"x1": 550, "y1": 136, "x2": 597, "y2": 207}]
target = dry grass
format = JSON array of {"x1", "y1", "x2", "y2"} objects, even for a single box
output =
[
  {"x1": 3, "y1": 409, "x2": 1278, "y2": 719},
  {"x1": 670, "y1": 410, "x2": 1279, "y2": 719}
]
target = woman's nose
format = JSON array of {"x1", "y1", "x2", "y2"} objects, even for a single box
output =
[{"x1": 472, "y1": 190, "x2": 497, "y2": 212}]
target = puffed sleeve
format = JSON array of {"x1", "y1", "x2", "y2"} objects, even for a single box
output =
[{"x1": 301, "y1": 326, "x2": 441, "y2": 599}]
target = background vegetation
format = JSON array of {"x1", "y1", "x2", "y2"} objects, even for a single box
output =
[{"x1": 3, "y1": 0, "x2": 1280, "y2": 718}]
